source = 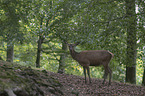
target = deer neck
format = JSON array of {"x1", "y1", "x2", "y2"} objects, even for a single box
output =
[{"x1": 69, "y1": 49, "x2": 79, "y2": 60}]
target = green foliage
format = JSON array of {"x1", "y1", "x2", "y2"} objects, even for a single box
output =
[
  {"x1": 14, "y1": 43, "x2": 36, "y2": 67},
  {"x1": 0, "y1": 0, "x2": 145, "y2": 85}
]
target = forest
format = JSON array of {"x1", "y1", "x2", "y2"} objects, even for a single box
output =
[{"x1": 0, "y1": 0, "x2": 145, "y2": 95}]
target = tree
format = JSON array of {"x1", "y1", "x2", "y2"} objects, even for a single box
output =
[
  {"x1": 1, "y1": 1, "x2": 19, "y2": 62},
  {"x1": 0, "y1": 0, "x2": 32, "y2": 62},
  {"x1": 125, "y1": 0, "x2": 137, "y2": 84},
  {"x1": 142, "y1": 49, "x2": 145, "y2": 86},
  {"x1": 136, "y1": 0, "x2": 145, "y2": 86},
  {"x1": 28, "y1": 0, "x2": 87, "y2": 68}
]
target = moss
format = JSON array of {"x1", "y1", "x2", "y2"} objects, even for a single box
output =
[
  {"x1": 0, "y1": 60, "x2": 65, "y2": 95},
  {"x1": 0, "y1": 79, "x2": 12, "y2": 90}
]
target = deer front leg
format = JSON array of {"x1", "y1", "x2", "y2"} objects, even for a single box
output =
[
  {"x1": 83, "y1": 66, "x2": 87, "y2": 83},
  {"x1": 86, "y1": 67, "x2": 91, "y2": 83}
]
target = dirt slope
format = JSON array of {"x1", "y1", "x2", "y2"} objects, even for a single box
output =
[
  {"x1": 0, "y1": 60, "x2": 145, "y2": 96},
  {"x1": 50, "y1": 72, "x2": 145, "y2": 96}
]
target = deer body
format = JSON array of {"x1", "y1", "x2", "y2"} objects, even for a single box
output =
[{"x1": 67, "y1": 43, "x2": 113, "y2": 85}]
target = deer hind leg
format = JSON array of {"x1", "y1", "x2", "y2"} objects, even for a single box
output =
[
  {"x1": 102, "y1": 65, "x2": 109, "y2": 84},
  {"x1": 108, "y1": 66, "x2": 112, "y2": 85},
  {"x1": 83, "y1": 66, "x2": 87, "y2": 83}
]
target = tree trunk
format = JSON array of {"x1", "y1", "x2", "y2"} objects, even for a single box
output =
[
  {"x1": 58, "y1": 42, "x2": 67, "y2": 74},
  {"x1": 6, "y1": 43, "x2": 14, "y2": 62},
  {"x1": 142, "y1": 49, "x2": 145, "y2": 86},
  {"x1": 36, "y1": 36, "x2": 43, "y2": 68},
  {"x1": 36, "y1": 16, "x2": 44, "y2": 68},
  {"x1": 125, "y1": 0, "x2": 137, "y2": 84},
  {"x1": 142, "y1": 68, "x2": 145, "y2": 86}
]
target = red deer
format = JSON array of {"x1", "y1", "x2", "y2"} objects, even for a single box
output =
[{"x1": 66, "y1": 42, "x2": 114, "y2": 85}]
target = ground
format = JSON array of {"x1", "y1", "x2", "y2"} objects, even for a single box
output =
[{"x1": 0, "y1": 60, "x2": 145, "y2": 96}]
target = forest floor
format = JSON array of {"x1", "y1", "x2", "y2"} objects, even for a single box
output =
[
  {"x1": 0, "y1": 60, "x2": 145, "y2": 96},
  {"x1": 50, "y1": 72, "x2": 145, "y2": 96}
]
